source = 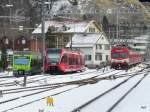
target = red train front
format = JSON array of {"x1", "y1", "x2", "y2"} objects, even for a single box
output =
[
  {"x1": 44, "y1": 48, "x2": 85, "y2": 74},
  {"x1": 111, "y1": 45, "x2": 142, "y2": 69}
]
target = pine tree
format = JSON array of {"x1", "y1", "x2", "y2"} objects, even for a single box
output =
[
  {"x1": 46, "y1": 27, "x2": 56, "y2": 48},
  {"x1": 0, "y1": 46, "x2": 7, "y2": 71},
  {"x1": 102, "y1": 15, "x2": 109, "y2": 36}
]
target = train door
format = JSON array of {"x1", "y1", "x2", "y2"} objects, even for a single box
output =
[
  {"x1": 31, "y1": 55, "x2": 42, "y2": 74},
  {"x1": 68, "y1": 53, "x2": 73, "y2": 71},
  {"x1": 44, "y1": 50, "x2": 49, "y2": 72},
  {"x1": 60, "y1": 53, "x2": 68, "y2": 71}
]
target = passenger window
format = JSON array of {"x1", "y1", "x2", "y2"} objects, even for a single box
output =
[{"x1": 61, "y1": 55, "x2": 67, "y2": 63}]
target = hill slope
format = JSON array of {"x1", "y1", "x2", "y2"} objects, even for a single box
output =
[{"x1": 0, "y1": 0, "x2": 149, "y2": 38}]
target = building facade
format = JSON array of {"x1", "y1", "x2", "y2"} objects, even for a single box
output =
[
  {"x1": 66, "y1": 33, "x2": 111, "y2": 67},
  {"x1": 0, "y1": 36, "x2": 43, "y2": 52}
]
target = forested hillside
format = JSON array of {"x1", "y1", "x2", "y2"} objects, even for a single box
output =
[{"x1": 0, "y1": 0, "x2": 149, "y2": 38}]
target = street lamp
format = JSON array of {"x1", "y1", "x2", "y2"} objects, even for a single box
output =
[
  {"x1": 5, "y1": 4, "x2": 13, "y2": 52},
  {"x1": 41, "y1": 0, "x2": 53, "y2": 74}
]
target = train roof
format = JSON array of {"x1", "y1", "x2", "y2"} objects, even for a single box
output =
[
  {"x1": 14, "y1": 51, "x2": 32, "y2": 54},
  {"x1": 14, "y1": 51, "x2": 41, "y2": 55},
  {"x1": 47, "y1": 48, "x2": 83, "y2": 55},
  {"x1": 112, "y1": 44, "x2": 133, "y2": 49},
  {"x1": 113, "y1": 44, "x2": 128, "y2": 47}
]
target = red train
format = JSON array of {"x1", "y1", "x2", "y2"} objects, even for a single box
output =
[
  {"x1": 44, "y1": 48, "x2": 85, "y2": 74},
  {"x1": 111, "y1": 45, "x2": 142, "y2": 69}
]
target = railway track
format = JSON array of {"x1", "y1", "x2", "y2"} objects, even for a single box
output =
[
  {"x1": 0, "y1": 64, "x2": 147, "y2": 112},
  {"x1": 106, "y1": 73, "x2": 148, "y2": 112},
  {"x1": 0, "y1": 73, "x2": 127, "y2": 112},
  {"x1": 1, "y1": 69, "x2": 119, "y2": 96},
  {"x1": 71, "y1": 67, "x2": 149, "y2": 112},
  {"x1": 0, "y1": 85, "x2": 81, "y2": 112},
  {"x1": 0, "y1": 68, "x2": 115, "y2": 87},
  {"x1": 0, "y1": 69, "x2": 123, "y2": 111},
  {"x1": 0, "y1": 83, "x2": 66, "y2": 104}
]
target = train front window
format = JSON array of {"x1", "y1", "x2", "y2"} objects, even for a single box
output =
[
  {"x1": 14, "y1": 57, "x2": 30, "y2": 65},
  {"x1": 112, "y1": 53, "x2": 119, "y2": 58},
  {"x1": 120, "y1": 52, "x2": 128, "y2": 58},
  {"x1": 112, "y1": 52, "x2": 128, "y2": 58},
  {"x1": 47, "y1": 49, "x2": 61, "y2": 64}
]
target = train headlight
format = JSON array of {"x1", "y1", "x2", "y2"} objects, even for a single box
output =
[{"x1": 122, "y1": 60, "x2": 127, "y2": 63}]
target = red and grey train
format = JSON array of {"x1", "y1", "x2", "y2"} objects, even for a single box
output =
[
  {"x1": 111, "y1": 45, "x2": 143, "y2": 69},
  {"x1": 44, "y1": 48, "x2": 85, "y2": 74}
]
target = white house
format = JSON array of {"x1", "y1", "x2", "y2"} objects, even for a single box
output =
[
  {"x1": 32, "y1": 20, "x2": 103, "y2": 48},
  {"x1": 66, "y1": 33, "x2": 111, "y2": 67}
]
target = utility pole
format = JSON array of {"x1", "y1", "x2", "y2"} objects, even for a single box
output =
[
  {"x1": 41, "y1": 0, "x2": 46, "y2": 74},
  {"x1": 70, "y1": 35, "x2": 72, "y2": 50},
  {"x1": 116, "y1": 8, "x2": 119, "y2": 44},
  {"x1": 5, "y1": 1, "x2": 13, "y2": 67}
]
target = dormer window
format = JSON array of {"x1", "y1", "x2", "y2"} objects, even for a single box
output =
[{"x1": 89, "y1": 28, "x2": 95, "y2": 33}]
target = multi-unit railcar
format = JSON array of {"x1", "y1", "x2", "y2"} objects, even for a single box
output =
[
  {"x1": 111, "y1": 45, "x2": 142, "y2": 69},
  {"x1": 44, "y1": 48, "x2": 85, "y2": 74},
  {"x1": 13, "y1": 51, "x2": 42, "y2": 77}
]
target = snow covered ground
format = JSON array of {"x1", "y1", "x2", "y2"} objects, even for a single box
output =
[{"x1": 0, "y1": 64, "x2": 150, "y2": 112}]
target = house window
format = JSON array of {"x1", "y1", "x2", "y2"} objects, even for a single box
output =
[
  {"x1": 22, "y1": 39, "x2": 26, "y2": 44},
  {"x1": 5, "y1": 38, "x2": 9, "y2": 44},
  {"x1": 96, "y1": 44, "x2": 102, "y2": 49},
  {"x1": 89, "y1": 28, "x2": 95, "y2": 33},
  {"x1": 85, "y1": 55, "x2": 91, "y2": 61},
  {"x1": 105, "y1": 44, "x2": 110, "y2": 50},
  {"x1": 64, "y1": 37, "x2": 69, "y2": 43},
  {"x1": 95, "y1": 53, "x2": 102, "y2": 60},
  {"x1": 106, "y1": 55, "x2": 109, "y2": 61}
]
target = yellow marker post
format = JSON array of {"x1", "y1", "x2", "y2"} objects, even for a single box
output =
[{"x1": 47, "y1": 96, "x2": 54, "y2": 106}]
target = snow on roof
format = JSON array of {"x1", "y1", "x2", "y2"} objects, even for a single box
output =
[
  {"x1": 51, "y1": 0, "x2": 71, "y2": 13},
  {"x1": 66, "y1": 33, "x2": 103, "y2": 47},
  {"x1": 63, "y1": 22, "x2": 88, "y2": 33},
  {"x1": 32, "y1": 20, "x2": 89, "y2": 34},
  {"x1": 32, "y1": 21, "x2": 63, "y2": 34}
]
